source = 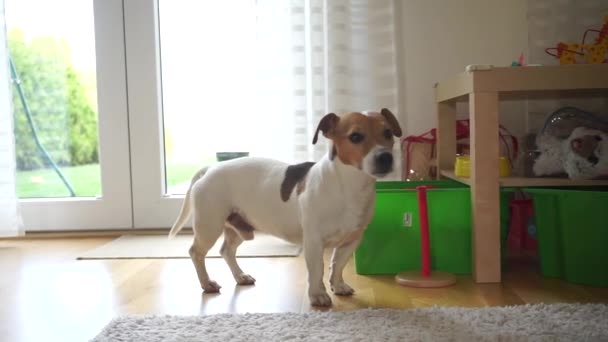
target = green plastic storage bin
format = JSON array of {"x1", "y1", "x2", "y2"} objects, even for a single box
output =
[
  {"x1": 525, "y1": 188, "x2": 608, "y2": 287},
  {"x1": 354, "y1": 180, "x2": 511, "y2": 275}
]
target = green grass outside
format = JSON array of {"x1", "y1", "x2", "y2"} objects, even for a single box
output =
[
  {"x1": 16, "y1": 160, "x2": 215, "y2": 198},
  {"x1": 164, "y1": 155, "x2": 218, "y2": 192},
  {"x1": 164, "y1": 161, "x2": 210, "y2": 192},
  {"x1": 17, "y1": 164, "x2": 101, "y2": 198}
]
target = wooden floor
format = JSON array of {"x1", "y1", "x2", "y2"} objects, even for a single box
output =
[{"x1": 1, "y1": 237, "x2": 607, "y2": 342}]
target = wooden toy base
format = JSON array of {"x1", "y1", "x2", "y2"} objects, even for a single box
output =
[{"x1": 395, "y1": 271, "x2": 456, "y2": 288}]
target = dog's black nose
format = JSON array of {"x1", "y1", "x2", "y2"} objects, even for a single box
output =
[{"x1": 375, "y1": 152, "x2": 393, "y2": 174}]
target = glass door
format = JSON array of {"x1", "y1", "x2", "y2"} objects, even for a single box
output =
[
  {"x1": 7, "y1": 0, "x2": 132, "y2": 230},
  {"x1": 126, "y1": 0, "x2": 296, "y2": 228},
  {"x1": 5, "y1": 0, "x2": 401, "y2": 231}
]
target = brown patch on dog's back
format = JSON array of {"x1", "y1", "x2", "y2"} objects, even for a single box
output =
[
  {"x1": 296, "y1": 177, "x2": 307, "y2": 195},
  {"x1": 280, "y1": 162, "x2": 314, "y2": 201}
]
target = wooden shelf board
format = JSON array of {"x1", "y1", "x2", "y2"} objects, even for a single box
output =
[
  {"x1": 435, "y1": 64, "x2": 608, "y2": 103},
  {"x1": 440, "y1": 170, "x2": 608, "y2": 187}
]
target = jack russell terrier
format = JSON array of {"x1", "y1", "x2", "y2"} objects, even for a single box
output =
[{"x1": 169, "y1": 108, "x2": 402, "y2": 307}]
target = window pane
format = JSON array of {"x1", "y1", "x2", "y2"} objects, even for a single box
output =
[
  {"x1": 159, "y1": 0, "x2": 294, "y2": 195},
  {"x1": 6, "y1": 0, "x2": 101, "y2": 198}
]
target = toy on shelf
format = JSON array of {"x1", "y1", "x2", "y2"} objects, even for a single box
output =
[
  {"x1": 454, "y1": 155, "x2": 511, "y2": 178},
  {"x1": 511, "y1": 52, "x2": 542, "y2": 67},
  {"x1": 545, "y1": 16, "x2": 608, "y2": 64},
  {"x1": 401, "y1": 120, "x2": 518, "y2": 181},
  {"x1": 511, "y1": 52, "x2": 526, "y2": 66},
  {"x1": 532, "y1": 107, "x2": 608, "y2": 180}
]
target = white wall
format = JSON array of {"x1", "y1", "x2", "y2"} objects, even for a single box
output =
[
  {"x1": 397, "y1": 0, "x2": 529, "y2": 137},
  {"x1": 525, "y1": 0, "x2": 608, "y2": 131}
]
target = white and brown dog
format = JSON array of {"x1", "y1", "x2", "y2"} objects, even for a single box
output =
[{"x1": 169, "y1": 108, "x2": 402, "y2": 307}]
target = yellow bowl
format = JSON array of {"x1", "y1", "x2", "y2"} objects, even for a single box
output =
[{"x1": 454, "y1": 156, "x2": 511, "y2": 178}]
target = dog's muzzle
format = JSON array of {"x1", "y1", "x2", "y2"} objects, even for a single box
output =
[{"x1": 374, "y1": 151, "x2": 393, "y2": 175}]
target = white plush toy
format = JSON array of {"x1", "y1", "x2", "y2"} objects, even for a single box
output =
[{"x1": 533, "y1": 127, "x2": 608, "y2": 180}]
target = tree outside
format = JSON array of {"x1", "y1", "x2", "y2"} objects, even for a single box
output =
[
  {"x1": 10, "y1": 28, "x2": 101, "y2": 198},
  {"x1": 8, "y1": 0, "x2": 232, "y2": 199}
]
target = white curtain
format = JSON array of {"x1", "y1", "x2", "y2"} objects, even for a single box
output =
[
  {"x1": 0, "y1": 0, "x2": 22, "y2": 237},
  {"x1": 161, "y1": 0, "x2": 401, "y2": 179},
  {"x1": 285, "y1": 0, "x2": 400, "y2": 165}
]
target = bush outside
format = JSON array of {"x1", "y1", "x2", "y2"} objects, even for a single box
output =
[{"x1": 9, "y1": 29, "x2": 99, "y2": 171}]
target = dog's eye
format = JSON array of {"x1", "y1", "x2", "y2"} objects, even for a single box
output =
[
  {"x1": 383, "y1": 129, "x2": 392, "y2": 139},
  {"x1": 595, "y1": 135, "x2": 602, "y2": 141},
  {"x1": 349, "y1": 132, "x2": 364, "y2": 144}
]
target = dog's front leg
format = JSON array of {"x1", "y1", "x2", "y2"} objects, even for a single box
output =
[
  {"x1": 329, "y1": 237, "x2": 361, "y2": 296},
  {"x1": 303, "y1": 233, "x2": 331, "y2": 307}
]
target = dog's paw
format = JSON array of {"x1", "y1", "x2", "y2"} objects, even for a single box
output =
[
  {"x1": 331, "y1": 282, "x2": 354, "y2": 296},
  {"x1": 202, "y1": 280, "x2": 222, "y2": 293},
  {"x1": 309, "y1": 292, "x2": 332, "y2": 307},
  {"x1": 236, "y1": 273, "x2": 256, "y2": 286}
]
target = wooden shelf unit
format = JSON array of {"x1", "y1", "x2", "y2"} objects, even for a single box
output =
[
  {"x1": 435, "y1": 64, "x2": 608, "y2": 284},
  {"x1": 440, "y1": 170, "x2": 608, "y2": 187}
]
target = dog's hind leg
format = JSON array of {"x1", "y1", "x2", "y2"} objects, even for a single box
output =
[
  {"x1": 189, "y1": 221, "x2": 223, "y2": 293},
  {"x1": 220, "y1": 227, "x2": 256, "y2": 285}
]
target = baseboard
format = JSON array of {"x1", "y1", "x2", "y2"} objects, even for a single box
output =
[{"x1": 2, "y1": 227, "x2": 194, "y2": 240}]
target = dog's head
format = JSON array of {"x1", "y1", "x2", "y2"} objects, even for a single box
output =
[{"x1": 312, "y1": 108, "x2": 402, "y2": 178}]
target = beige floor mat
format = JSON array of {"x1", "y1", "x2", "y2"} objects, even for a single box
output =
[{"x1": 77, "y1": 233, "x2": 301, "y2": 259}]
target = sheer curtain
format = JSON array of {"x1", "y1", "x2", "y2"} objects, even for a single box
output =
[
  {"x1": 287, "y1": 0, "x2": 400, "y2": 165},
  {"x1": 161, "y1": 0, "x2": 401, "y2": 179},
  {"x1": 0, "y1": 0, "x2": 22, "y2": 237},
  {"x1": 258, "y1": 0, "x2": 401, "y2": 174}
]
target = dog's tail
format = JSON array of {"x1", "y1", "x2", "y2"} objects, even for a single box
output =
[{"x1": 168, "y1": 167, "x2": 209, "y2": 239}]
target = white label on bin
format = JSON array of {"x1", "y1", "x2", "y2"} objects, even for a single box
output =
[{"x1": 403, "y1": 213, "x2": 413, "y2": 227}]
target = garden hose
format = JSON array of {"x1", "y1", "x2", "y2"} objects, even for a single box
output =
[{"x1": 9, "y1": 56, "x2": 76, "y2": 197}]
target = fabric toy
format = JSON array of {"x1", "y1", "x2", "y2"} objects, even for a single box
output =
[{"x1": 533, "y1": 127, "x2": 608, "y2": 180}]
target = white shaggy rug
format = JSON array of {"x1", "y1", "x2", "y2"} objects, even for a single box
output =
[{"x1": 91, "y1": 303, "x2": 608, "y2": 342}]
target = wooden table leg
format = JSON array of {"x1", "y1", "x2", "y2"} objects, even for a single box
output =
[
  {"x1": 469, "y1": 92, "x2": 501, "y2": 283},
  {"x1": 436, "y1": 101, "x2": 457, "y2": 178}
]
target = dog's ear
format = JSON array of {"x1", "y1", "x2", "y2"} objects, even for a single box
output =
[
  {"x1": 312, "y1": 113, "x2": 339, "y2": 144},
  {"x1": 380, "y1": 108, "x2": 403, "y2": 138}
]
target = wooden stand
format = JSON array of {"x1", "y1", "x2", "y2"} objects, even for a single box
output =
[
  {"x1": 395, "y1": 271, "x2": 456, "y2": 288},
  {"x1": 395, "y1": 186, "x2": 456, "y2": 288},
  {"x1": 435, "y1": 64, "x2": 608, "y2": 283}
]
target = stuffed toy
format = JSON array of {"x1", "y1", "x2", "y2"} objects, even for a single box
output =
[{"x1": 533, "y1": 126, "x2": 608, "y2": 180}]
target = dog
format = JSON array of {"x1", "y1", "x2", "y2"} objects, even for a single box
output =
[{"x1": 168, "y1": 108, "x2": 402, "y2": 307}]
